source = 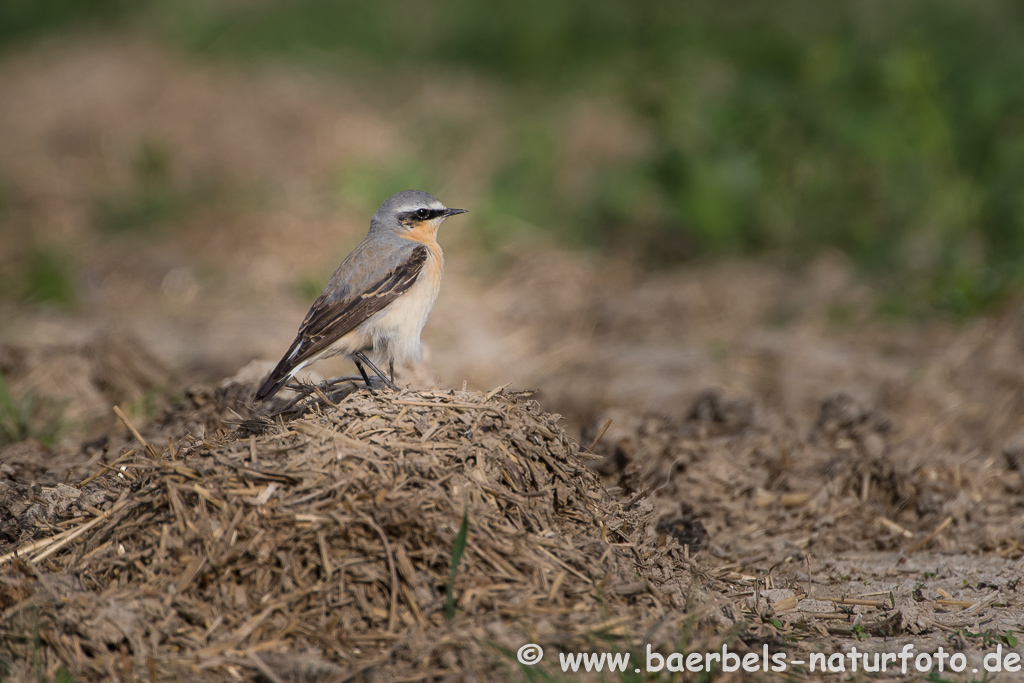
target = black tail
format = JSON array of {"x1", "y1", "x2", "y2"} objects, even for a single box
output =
[{"x1": 253, "y1": 361, "x2": 294, "y2": 403}]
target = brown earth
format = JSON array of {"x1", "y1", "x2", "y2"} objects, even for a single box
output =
[{"x1": 3, "y1": 35, "x2": 1024, "y2": 681}]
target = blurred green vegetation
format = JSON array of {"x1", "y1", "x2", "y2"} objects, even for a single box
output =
[
  {"x1": 296, "y1": 271, "x2": 328, "y2": 303},
  {"x1": 0, "y1": 0, "x2": 131, "y2": 51},
  {"x1": 334, "y1": 161, "x2": 434, "y2": 218},
  {"x1": 23, "y1": 247, "x2": 77, "y2": 307},
  {"x1": 0, "y1": 372, "x2": 66, "y2": 447},
  {"x1": 94, "y1": 139, "x2": 220, "y2": 235},
  {"x1": 4, "y1": 0, "x2": 1024, "y2": 314}
]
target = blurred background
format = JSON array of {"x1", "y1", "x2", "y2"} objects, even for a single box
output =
[{"x1": 2, "y1": 0, "x2": 1023, "y2": 449}]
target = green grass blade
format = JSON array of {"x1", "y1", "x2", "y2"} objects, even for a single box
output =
[{"x1": 445, "y1": 507, "x2": 470, "y2": 620}]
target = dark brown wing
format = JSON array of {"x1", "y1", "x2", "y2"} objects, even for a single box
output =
[{"x1": 254, "y1": 245, "x2": 427, "y2": 402}]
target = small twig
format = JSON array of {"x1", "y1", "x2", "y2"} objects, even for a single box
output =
[
  {"x1": 312, "y1": 384, "x2": 340, "y2": 409},
  {"x1": 482, "y1": 382, "x2": 512, "y2": 403},
  {"x1": 963, "y1": 593, "x2": 1001, "y2": 614},
  {"x1": 753, "y1": 570, "x2": 762, "y2": 619},
  {"x1": 911, "y1": 516, "x2": 952, "y2": 551},
  {"x1": 0, "y1": 534, "x2": 68, "y2": 566},
  {"x1": 271, "y1": 376, "x2": 361, "y2": 415},
  {"x1": 247, "y1": 652, "x2": 286, "y2": 683},
  {"x1": 192, "y1": 484, "x2": 227, "y2": 510},
  {"x1": 0, "y1": 494, "x2": 128, "y2": 566},
  {"x1": 113, "y1": 405, "x2": 147, "y2": 447},
  {"x1": 355, "y1": 512, "x2": 399, "y2": 633},
  {"x1": 825, "y1": 597, "x2": 886, "y2": 608},
  {"x1": 936, "y1": 599, "x2": 977, "y2": 609},
  {"x1": 31, "y1": 514, "x2": 110, "y2": 563},
  {"x1": 534, "y1": 545, "x2": 593, "y2": 585},
  {"x1": 274, "y1": 389, "x2": 311, "y2": 414},
  {"x1": 877, "y1": 516, "x2": 914, "y2": 538},
  {"x1": 113, "y1": 405, "x2": 159, "y2": 458},
  {"x1": 587, "y1": 418, "x2": 613, "y2": 452},
  {"x1": 392, "y1": 400, "x2": 501, "y2": 410},
  {"x1": 74, "y1": 452, "x2": 135, "y2": 487}
]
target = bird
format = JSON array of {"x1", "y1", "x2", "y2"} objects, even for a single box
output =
[{"x1": 253, "y1": 190, "x2": 466, "y2": 403}]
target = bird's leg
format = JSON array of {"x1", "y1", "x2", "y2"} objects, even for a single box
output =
[
  {"x1": 353, "y1": 359, "x2": 377, "y2": 395},
  {"x1": 354, "y1": 351, "x2": 399, "y2": 391},
  {"x1": 389, "y1": 358, "x2": 395, "y2": 384}
]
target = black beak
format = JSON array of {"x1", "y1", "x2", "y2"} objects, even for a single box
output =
[{"x1": 443, "y1": 208, "x2": 468, "y2": 217}]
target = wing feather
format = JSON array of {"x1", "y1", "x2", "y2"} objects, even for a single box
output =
[{"x1": 254, "y1": 245, "x2": 427, "y2": 401}]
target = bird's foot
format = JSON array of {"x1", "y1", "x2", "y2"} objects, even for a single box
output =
[{"x1": 354, "y1": 352, "x2": 399, "y2": 392}]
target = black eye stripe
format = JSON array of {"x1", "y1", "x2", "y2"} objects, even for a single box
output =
[{"x1": 400, "y1": 208, "x2": 445, "y2": 222}]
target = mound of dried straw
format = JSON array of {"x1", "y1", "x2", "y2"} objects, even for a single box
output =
[{"x1": 1, "y1": 384, "x2": 693, "y2": 682}]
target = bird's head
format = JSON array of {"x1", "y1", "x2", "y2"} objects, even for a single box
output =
[{"x1": 371, "y1": 190, "x2": 467, "y2": 237}]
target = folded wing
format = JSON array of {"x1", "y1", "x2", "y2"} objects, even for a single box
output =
[{"x1": 254, "y1": 244, "x2": 428, "y2": 402}]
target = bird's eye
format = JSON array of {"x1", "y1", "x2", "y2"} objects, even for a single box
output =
[{"x1": 415, "y1": 208, "x2": 431, "y2": 219}]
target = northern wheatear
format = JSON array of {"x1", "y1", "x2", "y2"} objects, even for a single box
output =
[{"x1": 254, "y1": 190, "x2": 466, "y2": 402}]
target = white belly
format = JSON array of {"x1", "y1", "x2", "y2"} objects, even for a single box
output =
[{"x1": 360, "y1": 262, "x2": 441, "y2": 366}]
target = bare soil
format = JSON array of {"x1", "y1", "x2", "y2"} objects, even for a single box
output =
[{"x1": 3, "y1": 35, "x2": 1024, "y2": 681}]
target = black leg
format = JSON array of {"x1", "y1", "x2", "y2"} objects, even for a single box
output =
[
  {"x1": 353, "y1": 359, "x2": 377, "y2": 395},
  {"x1": 354, "y1": 351, "x2": 398, "y2": 391},
  {"x1": 389, "y1": 358, "x2": 395, "y2": 384}
]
